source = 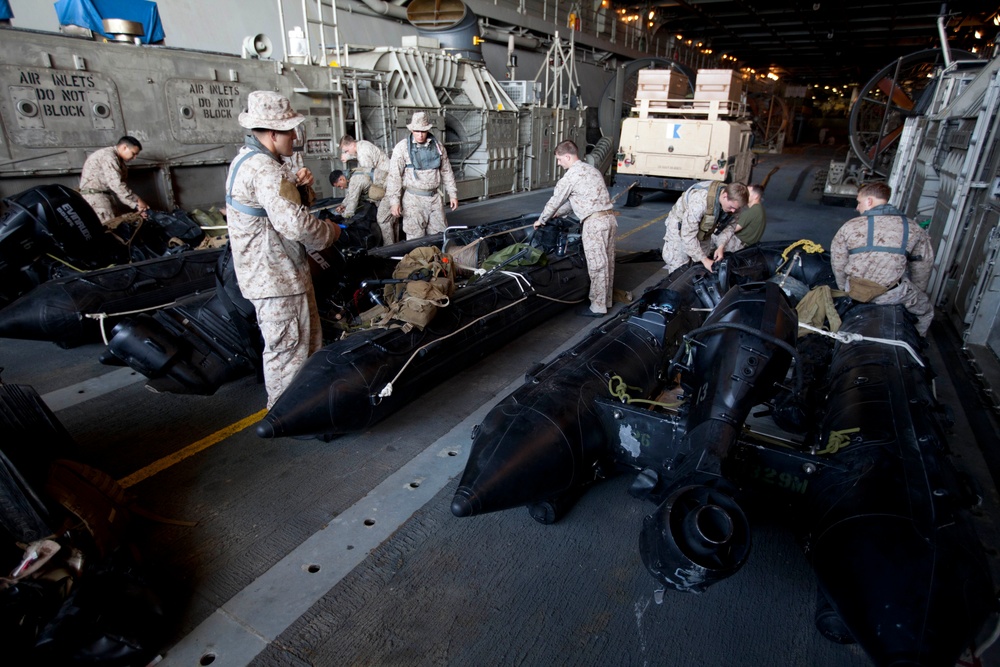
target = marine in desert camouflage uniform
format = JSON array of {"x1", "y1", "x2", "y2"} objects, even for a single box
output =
[
  {"x1": 385, "y1": 111, "x2": 458, "y2": 240},
  {"x1": 662, "y1": 181, "x2": 746, "y2": 273},
  {"x1": 533, "y1": 140, "x2": 617, "y2": 317},
  {"x1": 830, "y1": 181, "x2": 934, "y2": 335},
  {"x1": 712, "y1": 183, "x2": 767, "y2": 260},
  {"x1": 78, "y1": 136, "x2": 149, "y2": 224},
  {"x1": 227, "y1": 91, "x2": 341, "y2": 408},
  {"x1": 336, "y1": 135, "x2": 397, "y2": 244}
]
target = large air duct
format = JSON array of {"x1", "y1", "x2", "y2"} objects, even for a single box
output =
[{"x1": 406, "y1": 0, "x2": 482, "y2": 61}]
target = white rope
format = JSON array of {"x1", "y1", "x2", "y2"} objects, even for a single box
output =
[
  {"x1": 377, "y1": 265, "x2": 569, "y2": 399},
  {"x1": 797, "y1": 321, "x2": 924, "y2": 367},
  {"x1": 84, "y1": 301, "x2": 180, "y2": 345},
  {"x1": 376, "y1": 294, "x2": 530, "y2": 400}
]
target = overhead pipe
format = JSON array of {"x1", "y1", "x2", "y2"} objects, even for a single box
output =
[
  {"x1": 478, "y1": 26, "x2": 543, "y2": 50},
  {"x1": 936, "y1": 4, "x2": 952, "y2": 67}
]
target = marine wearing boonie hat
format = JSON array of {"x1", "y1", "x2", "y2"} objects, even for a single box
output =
[
  {"x1": 238, "y1": 91, "x2": 306, "y2": 132},
  {"x1": 406, "y1": 111, "x2": 433, "y2": 132}
]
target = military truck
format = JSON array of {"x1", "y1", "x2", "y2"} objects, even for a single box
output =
[{"x1": 615, "y1": 68, "x2": 754, "y2": 206}]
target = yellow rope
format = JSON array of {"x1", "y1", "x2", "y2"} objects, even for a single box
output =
[
  {"x1": 607, "y1": 375, "x2": 681, "y2": 409},
  {"x1": 780, "y1": 239, "x2": 825, "y2": 261},
  {"x1": 816, "y1": 427, "x2": 860, "y2": 455}
]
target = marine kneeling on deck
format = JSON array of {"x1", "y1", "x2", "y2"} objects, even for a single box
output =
[{"x1": 831, "y1": 181, "x2": 935, "y2": 336}]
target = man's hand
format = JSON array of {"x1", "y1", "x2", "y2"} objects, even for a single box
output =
[
  {"x1": 136, "y1": 198, "x2": 150, "y2": 217},
  {"x1": 449, "y1": 197, "x2": 459, "y2": 211},
  {"x1": 533, "y1": 219, "x2": 546, "y2": 229},
  {"x1": 701, "y1": 257, "x2": 714, "y2": 271},
  {"x1": 335, "y1": 204, "x2": 346, "y2": 214},
  {"x1": 391, "y1": 203, "x2": 402, "y2": 217},
  {"x1": 295, "y1": 167, "x2": 315, "y2": 188},
  {"x1": 713, "y1": 246, "x2": 725, "y2": 262}
]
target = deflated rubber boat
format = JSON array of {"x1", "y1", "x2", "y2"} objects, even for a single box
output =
[
  {"x1": 256, "y1": 214, "x2": 590, "y2": 438},
  {"x1": 0, "y1": 184, "x2": 208, "y2": 313},
  {"x1": 0, "y1": 193, "x2": 371, "y2": 348},
  {"x1": 105, "y1": 213, "x2": 590, "y2": 416},
  {"x1": 0, "y1": 248, "x2": 224, "y2": 347},
  {"x1": 451, "y1": 242, "x2": 998, "y2": 666}
]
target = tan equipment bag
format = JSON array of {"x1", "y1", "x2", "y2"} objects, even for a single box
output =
[
  {"x1": 847, "y1": 276, "x2": 888, "y2": 303},
  {"x1": 379, "y1": 246, "x2": 455, "y2": 329}
]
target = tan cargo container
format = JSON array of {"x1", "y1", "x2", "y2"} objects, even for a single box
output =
[
  {"x1": 635, "y1": 69, "x2": 691, "y2": 105},
  {"x1": 694, "y1": 69, "x2": 744, "y2": 104}
]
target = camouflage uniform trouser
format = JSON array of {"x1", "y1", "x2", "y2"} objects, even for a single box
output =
[
  {"x1": 82, "y1": 192, "x2": 117, "y2": 225},
  {"x1": 870, "y1": 278, "x2": 934, "y2": 336},
  {"x1": 376, "y1": 198, "x2": 398, "y2": 245},
  {"x1": 251, "y1": 290, "x2": 323, "y2": 409},
  {"x1": 662, "y1": 219, "x2": 693, "y2": 274},
  {"x1": 401, "y1": 190, "x2": 447, "y2": 240},
  {"x1": 583, "y1": 212, "x2": 617, "y2": 313}
]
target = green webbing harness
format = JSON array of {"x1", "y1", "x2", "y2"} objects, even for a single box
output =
[{"x1": 847, "y1": 203, "x2": 909, "y2": 257}]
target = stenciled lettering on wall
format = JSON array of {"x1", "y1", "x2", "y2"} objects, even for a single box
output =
[
  {"x1": 15, "y1": 68, "x2": 99, "y2": 120},
  {"x1": 3, "y1": 65, "x2": 119, "y2": 142},
  {"x1": 166, "y1": 78, "x2": 247, "y2": 143},
  {"x1": 185, "y1": 82, "x2": 241, "y2": 120}
]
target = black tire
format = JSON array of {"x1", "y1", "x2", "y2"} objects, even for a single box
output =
[{"x1": 625, "y1": 188, "x2": 643, "y2": 208}]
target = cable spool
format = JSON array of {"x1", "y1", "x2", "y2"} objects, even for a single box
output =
[{"x1": 443, "y1": 242, "x2": 486, "y2": 275}]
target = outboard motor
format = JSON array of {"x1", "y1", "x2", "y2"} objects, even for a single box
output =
[
  {"x1": 0, "y1": 184, "x2": 126, "y2": 304},
  {"x1": 638, "y1": 281, "x2": 798, "y2": 592},
  {"x1": 104, "y1": 246, "x2": 260, "y2": 394}
]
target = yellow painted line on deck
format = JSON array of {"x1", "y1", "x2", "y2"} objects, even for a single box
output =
[
  {"x1": 118, "y1": 409, "x2": 268, "y2": 488},
  {"x1": 617, "y1": 213, "x2": 668, "y2": 241}
]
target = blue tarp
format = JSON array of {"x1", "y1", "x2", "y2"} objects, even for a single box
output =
[
  {"x1": 0, "y1": 0, "x2": 13, "y2": 20},
  {"x1": 54, "y1": 0, "x2": 165, "y2": 44}
]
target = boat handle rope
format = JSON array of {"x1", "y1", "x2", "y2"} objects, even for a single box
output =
[
  {"x1": 608, "y1": 375, "x2": 681, "y2": 409},
  {"x1": 780, "y1": 239, "x2": 824, "y2": 261},
  {"x1": 375, "y1": 268, "x2": 590, "y2": 401},
  {"x1": 84, "y1": 301, "x2": 181, "y2": 345},
  {"x1": 797, "y1": 322, "x2": 924, "y2": 367}
]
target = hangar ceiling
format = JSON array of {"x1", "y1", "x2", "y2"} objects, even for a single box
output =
[{"x1": 611, "y1": 0, "x2": 997, "y2": 85}]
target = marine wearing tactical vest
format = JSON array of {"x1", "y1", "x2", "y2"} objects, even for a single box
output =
[
  {"x1": 662, "y1": 181, "x2": 748, "y2": 273},
  {"x1": 385, "y1": 111, "x2": 459, "y2": 240},
  {"x1": 830, "y1": 181, "x2": 935, "y2": 335}
]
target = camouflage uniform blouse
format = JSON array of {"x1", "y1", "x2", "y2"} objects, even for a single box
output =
[
  {"x1": 79, "y1": 145, "x2": 140, "y2": 210},
  {"x1": 226, "y1": 141, "x2": 340, "y2": 299},
  {"x1": 385, "y1": 134, "x2": 458, "y2": 208},
  {"x1": 830, "y1": 204, "x2": 933, "y2": 293},
  {"x1": 342, "y1": 140, "x2": 389, "y2": 218},
  {"x1": 536, "y1": 160, "x2": 613, "y2": 224},
  {"x1": 663, "y1": 183, "x2": 712, "y2": 263}
]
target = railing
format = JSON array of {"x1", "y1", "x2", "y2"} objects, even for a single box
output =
[{"x1": 483, "y1": 0, "x2": 727, "y2": 69}]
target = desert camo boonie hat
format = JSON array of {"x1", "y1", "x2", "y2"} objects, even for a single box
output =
[
  {"x1": 406, "y1": 111, "x2": 433, "y2": 132},
  {"x1": 238, "y1": 91, "x2": 306, "y2": 131}
]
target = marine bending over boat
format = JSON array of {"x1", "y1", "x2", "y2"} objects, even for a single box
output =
[
  {"x1": 533, "y1": 140, "x2": 618, "y2": 318},
  {"x1": 830, "y1": 181, "x2": 934, "y2": 336},
  {"x1": 78, "y1": 135, "x2": 150, "y2": 225},
  {"x1": 336, "y1": 134, "x2": 397, "y2": 244},
  {"x1": 662, "y1": 181, "x2": 747, "y2": 273}
]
